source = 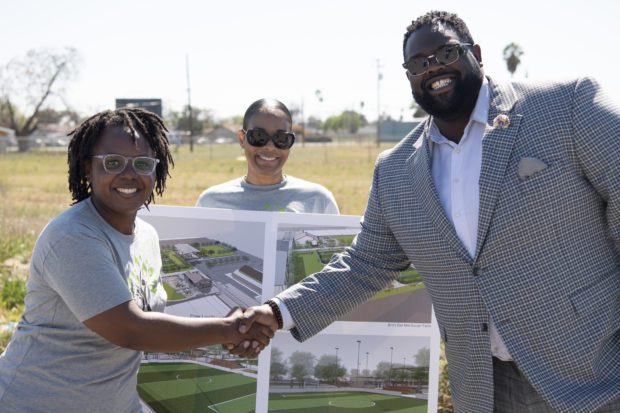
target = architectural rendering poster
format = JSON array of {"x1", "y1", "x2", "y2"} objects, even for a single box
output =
[{"x1": 138, "y1": 206, "x2": 441, "y2": 413}]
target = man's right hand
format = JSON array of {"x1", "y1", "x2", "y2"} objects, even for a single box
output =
[
  {"x1": 239, "y1": 304, "x2": 278, "y2": 334},
  {"x1": 226, "y1": 304, "x2": 278, "y2": 356}
]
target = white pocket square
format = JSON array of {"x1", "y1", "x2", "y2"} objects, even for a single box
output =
[{"x1": 517, "y1": 157, "x2": 548, "y2": 181}]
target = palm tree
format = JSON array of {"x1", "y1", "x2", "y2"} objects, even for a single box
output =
[{"x1": 503, "y1": 42, "x2": 524, "y2": 77}]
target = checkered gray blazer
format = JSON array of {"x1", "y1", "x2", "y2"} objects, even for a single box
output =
[{"x1": 277, "y1": 76, "x2": 620, "y2": 412}]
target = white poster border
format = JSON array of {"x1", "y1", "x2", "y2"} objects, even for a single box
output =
[{"x1": 139, "y1": 205, "x2": 440, "y2": 413}]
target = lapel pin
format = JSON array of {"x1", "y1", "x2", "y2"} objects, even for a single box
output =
[{"x1": 493, "y1": 114, "x2": 510, "y2": 129}]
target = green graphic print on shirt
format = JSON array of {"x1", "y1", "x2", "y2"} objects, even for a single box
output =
[
  {"x1": 127, "y1": 255, "x2": 159, "y2": 311},
  {"x1": 263, "y1": 202, "x2": 287, "y2": 212}
]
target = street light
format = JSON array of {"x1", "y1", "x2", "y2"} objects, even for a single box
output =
[
  {"x1": 356, "y1": 340, "x2": 362, "y2": 378},
  {"x1": 315, "y1": 89, "x2": 328, "y2": 164},
  {"x1": 365, "y1": 352, "x2": 369, "y2": 375},
  {"x1": 335, "y1": 347, "x2": 339, "y2": 360},
  {"x1": 389, "y1": 346, "x2": 394, "y2": 384}
]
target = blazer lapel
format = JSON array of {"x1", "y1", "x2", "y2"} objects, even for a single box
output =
[
  {"x1": 474, "y1": 78, "x2": 523, "y2": 260},
  {"x1": 407, "y1": 121, "x2": 472, "y2": 263}
]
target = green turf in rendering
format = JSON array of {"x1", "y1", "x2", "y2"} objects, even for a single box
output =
[
  {"x1": 291, "y1": 249, "x2": 425, "y2": 290},
  {"x1": 268, "y1": 391, "x2": 427, "y2": 412},
  {"x1": 198, "y1": 244, "x2": 235, "y2": 258},
  {"x1": 162, "y1": 282, "x2": 185, "y2": 301},
  {"x1": 370, "y1": 283, "x2": 426, "y2": 301},
  {"x1": 316, "y1": 249, "x2": 342, "y2": 264},
  {"x1": 161, "y1": 249, "x2": 192, "y2": 273},
  {"x1": 332, "y1": 235, "x2": 356, "y2": 245},
  {"x1": 137, "y1": 362, "x2": 256, "y2": 413},
  {"x1": 291, "y1": 251, "x2": 326, "y2": 283}
]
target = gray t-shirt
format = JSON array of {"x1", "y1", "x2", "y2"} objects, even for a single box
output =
[
  {"x1": 195, "y1": 175, "x2": 340, "y2": 214},
  {"x1": 0, "y1": 198, "x2": 166, "y2": 413}
]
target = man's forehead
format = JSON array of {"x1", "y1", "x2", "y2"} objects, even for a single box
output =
[{"x1": 405, "y1": 24, "x2": 460, "y2": 57}]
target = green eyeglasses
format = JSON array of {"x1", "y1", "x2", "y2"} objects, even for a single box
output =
[{"x1": 92, "y1": 154, "x2": 159, "y2": 175}]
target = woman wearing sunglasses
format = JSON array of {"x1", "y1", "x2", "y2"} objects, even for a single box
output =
[
  {"x1": 196, "y1": 98, "x2": 339, "y2": 214},
  {"x1": 0, "y1": 108, "x2": 273, "y2": 413}
]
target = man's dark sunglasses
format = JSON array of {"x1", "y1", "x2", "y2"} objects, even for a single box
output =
[
  {"x1": 402, "y1": 42, "x2": 473, "y2": 77},
  {"x1": 243, "y1": 128, "x2": 295, "y2": 149}
]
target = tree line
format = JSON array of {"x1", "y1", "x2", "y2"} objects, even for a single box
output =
[
  {"x1": 270, "y1": 346, "x2": 430, "y2": 386},
  {"x1": 1, "y1": 44, "x2": 525, "y2": 152}
]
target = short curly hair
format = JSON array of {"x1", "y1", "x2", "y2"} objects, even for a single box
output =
[
  {"x1": 67, "y1": 107, "x2": 174, "y2": 205},
  {"x1": 403, "y1": 11, "x2": 475, "y2": 61}
]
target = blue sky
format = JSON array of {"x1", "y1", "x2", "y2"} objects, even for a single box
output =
[{"x1": 1, "y1": 0, "x2": 618, "y2": 121}]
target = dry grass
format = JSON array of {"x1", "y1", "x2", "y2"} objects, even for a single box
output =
[{"x1": 158, "y1": 142, "x2": 382, "y2": 214}]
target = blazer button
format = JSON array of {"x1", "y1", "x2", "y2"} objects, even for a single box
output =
[
  {"x1": 473, "y1": 266, "x2": 480, "y2": 276},
  {"x1": 482, "y1": 323, "x2": 488, "y2": 332}
]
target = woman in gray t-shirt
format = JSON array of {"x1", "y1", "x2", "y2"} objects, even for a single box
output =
[
  {"x1": 196, "y1": 98, "x2": 340, "y2": 214},
  {"x1": 0, "y1": 108, "x2": 274, "y2": 413}
]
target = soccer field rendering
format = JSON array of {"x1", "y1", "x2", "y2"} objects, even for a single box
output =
[
  {"x1": 137, "y1": 362, "x2": 428, "y2": 412},
  {"x1": 268, "y1": 391, "x2": 428, "y2": 412},
  {"x1": 137, "y1": 362, "x2": 257, "y2": 413}
]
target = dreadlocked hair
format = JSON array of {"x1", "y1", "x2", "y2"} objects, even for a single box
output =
[
  {"x1": 67, "y1": 107, "x2": 174, "y2": 205},
  {"x1": 403, "y1": 11, "x2": 474, "y2": 61}
]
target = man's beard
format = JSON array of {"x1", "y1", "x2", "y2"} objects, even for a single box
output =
[{"x1": 413, "y1": 70, "x2": 483, "y2": 120}]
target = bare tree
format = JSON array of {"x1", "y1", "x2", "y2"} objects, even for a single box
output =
[
  {"x1": 0, "y1": 47, "x2": 80, "y2": 151},
  {"x1": 503, "y1": 42, "x2": 524, "y2": 78}
]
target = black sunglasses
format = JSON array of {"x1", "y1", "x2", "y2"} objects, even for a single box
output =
[
  {"x1": 243, "y1": 128, "x2": 295, "y2": 150},
  {"x1": 402, "y1": 42, "x2": 472, "y2": 77}
]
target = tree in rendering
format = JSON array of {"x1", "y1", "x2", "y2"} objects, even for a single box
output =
[
  {"x1": 373, "y1": 361, "x2": 393, "y2": 381},
  {"x1": 314, "y1": 354, "x2": 346, "y2": 384},
  {"x1": 270, "y1": 348, "x2": 288, "y2": 380},
  {"x1": 289, "y1": 351, "x2": 315, "y2": 384},
  {"x1": 414, "y1": 347, "x2": 430, "y2": 368}
]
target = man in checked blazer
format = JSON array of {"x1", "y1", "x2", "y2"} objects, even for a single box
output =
[{"x1": 235, "y1": 10, "x2": 620, "y2": 413}]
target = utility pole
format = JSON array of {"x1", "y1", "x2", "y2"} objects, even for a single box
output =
[
  {"x1": 376, "y1": 59, "x2": 382, "y2": 147},
  {"x1": 315, "y1": 89, "x2": 328, "y2": 164},
  {"x1": 186, "y1": 54, "x2": 194, "y2": 152},
  {"x1": 356, "y1": 340, "x2": 362, "y2": 378}
]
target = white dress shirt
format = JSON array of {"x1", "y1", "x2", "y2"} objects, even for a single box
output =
[
  {"x1": 427, "y1": 78, "x2": 511, "y2": 361},
  {"x1": 277, "y1": 78, "x2": 512, "y2": 360}
]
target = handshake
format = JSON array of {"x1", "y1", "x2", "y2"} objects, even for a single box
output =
[{"x1": 223, "y1": 304, "x2": 279, "y2": 358}]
